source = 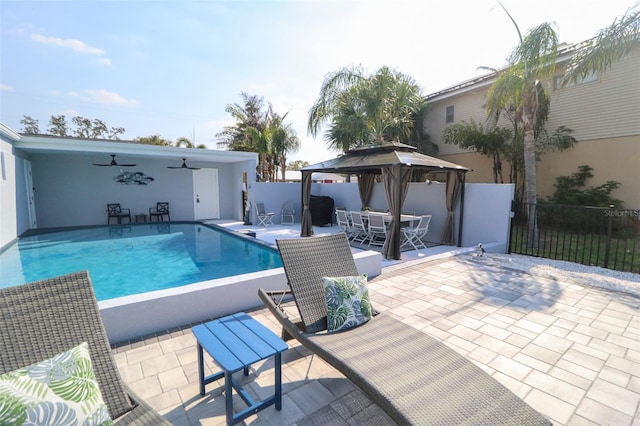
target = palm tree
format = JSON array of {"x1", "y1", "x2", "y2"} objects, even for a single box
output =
[
  {"x1": 269, "y1": 112, "x2": 301, "y2": 181},
  {"x1": 308, "y1": 65, "x2": 427, "y2": 152},
  {"x1": 218, "y1": 93, "x2": 299, "y2": 181},
  {"x1": 487, "y1": 3, "x2": 638, "y2": 245},
  {"x1": 486, "y1": 19, "x2": 558, "y2": 207},
  {"x1": 485, "y1": 6, "x2": 558, "y2": 246},
  {"x1": 217, "y1": 93, "x2": 271, "y2": 180},
  {"x1": 175, "y1": 137, "x2": 206, "y2": 149},
  {"x1": 216, "y1": 93, "x2": 268, "y2": 152}
]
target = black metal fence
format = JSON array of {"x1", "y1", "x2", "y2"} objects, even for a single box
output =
[{"x1": 509, "y1": 202, "x2": 640, "y2": 273}]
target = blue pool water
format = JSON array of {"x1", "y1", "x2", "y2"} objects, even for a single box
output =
[{"x1": 0, "y1": 223, "x2": 282, "y2": 301}]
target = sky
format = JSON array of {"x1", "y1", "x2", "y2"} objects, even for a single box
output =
[{"x1": 1, "y1": 0, "x2": 635, "y2": 164}]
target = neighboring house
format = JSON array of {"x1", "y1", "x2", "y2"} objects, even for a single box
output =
[
  {"x1": 0, "y1": 125, "x2": 258, "y2": 248},
  {"x1": 423, "y1": 42, "x2": 640, "y2": 207}
]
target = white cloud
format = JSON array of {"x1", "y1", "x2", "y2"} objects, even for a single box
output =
[
  {"x1": 30, "y1": 33, "x2": 105, "y2": 55},
  {"x1": 63, "y1": 89, "x2": 137, "y2": 106},
  {"x1": 84, "y1": 89, "x2": 138, "y2": 106},
  {"x1": 96, "y1": 58, "x2": 112, "y2": 66},
  {"x1": 1, "y1": 84, "x2": 14, "y2": 92}
]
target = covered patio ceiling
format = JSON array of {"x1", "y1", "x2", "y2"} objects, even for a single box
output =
[{"x1": 299, "y1": 142, "x2": 470, "y2": 260}]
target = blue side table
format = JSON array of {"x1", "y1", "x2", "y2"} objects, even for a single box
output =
[{"x1": 192, "y1": 312, "x2": 288, "y2": 425}]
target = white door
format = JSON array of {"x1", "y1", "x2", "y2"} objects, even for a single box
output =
[
  {"x1": 24, "y1": 160, "x2": 37, "y2": 228},
  {"x1": 193, "y1": 168, "x2": 220, "y2": 220}
]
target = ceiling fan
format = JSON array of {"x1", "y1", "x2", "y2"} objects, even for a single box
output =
[
  {"x1": 167, "y1": 158, "x2": 201, "y2": 170},
  {"x1": 93, "y1": 154, "x2": 136, "y2": 167}
]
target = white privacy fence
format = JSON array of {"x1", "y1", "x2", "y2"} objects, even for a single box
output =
[{"x1": 250, "y1": 182, "x2": 515, "y2": 253}]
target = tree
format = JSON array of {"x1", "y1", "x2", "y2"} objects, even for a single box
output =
[
  {"x1": 307, "y1": 65, "x2": 428, "y2": 153},
  {"x1": 487, "y1": 3, "x2": 638, "y2": 244},
  {"x1": 27, "y1": 114, "x2": 124, "y2": 139},
  {"x1": 70, "y1": 116, "x2": 124, "y2": 139},
  {"x1": 269, "y1": 111, "x2": 301, "y2": 181},
  {"x1": 48, "y1": 115, "x2": 69, "y2": 136},
  {"x1": 134, "y1": 134, "x2": 172, "y2": 146},
  {"x1": 217, "y1": 93, "x2": 300, "y2": 181},
  {"x1": 175, "y1": 137, "x2": 206, "y2": 149},
  {"x1": 486, "y1": 5, "x2": 559, "y2": 247},
  {"x1": 287, "y1": 160, "x2": 310, "y2": 170},
  {"x1": 108, "y1": 126, "x2": 126, "y2": 140},
  {"x1": 217, "y1": 93, "x2": 268, "y2": 152},
  {"x1": 20, "y1": 116, "x2": 40, "y2": 134},
  {"x1": 486, "y1": 18, "x2": 559, "y2": 207},
  {"x1": 443, "y1": 119, "x2": 511, "y2": 183}
]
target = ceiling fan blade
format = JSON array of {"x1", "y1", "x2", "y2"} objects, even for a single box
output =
[
  {"x1": 93, "y1": 154, "x2": 136, "y2": 167},
  {"x1": 167, "y1": 158, "x2": 200, "y2": 170}
]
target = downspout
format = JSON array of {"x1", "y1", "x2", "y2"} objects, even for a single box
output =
[{"x1": 457, "y1": 172, "x2": 466, "y2": 247}]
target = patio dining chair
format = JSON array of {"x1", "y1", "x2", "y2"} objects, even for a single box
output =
[
  {"x1": 149, "y1": 202, "x2": 171, "y2": 222},
  {"x1": 255, "y1": 202, "x2": 275, "y2": 227},
  {"x1": 335, "y1": 209, "x2": 354, "y2": 239},
  {"x1": 401, "y1": 214, "x2": 432, "y2": 250},
  {"x1": 107, "y1": 203, "x2": 131, "y2": 224},
  {"x1": 367, "y1": 213, "x2": 387, "y2": 247},
  {"x1": 0, "y1": 271, "x2": 170, "y2": 425},
  {"x1": 349, "y1": 211, "x2": 369, "y2": 244},
  {"x1": 281, "y1": 200, "x2": 295, "y2": 225}
]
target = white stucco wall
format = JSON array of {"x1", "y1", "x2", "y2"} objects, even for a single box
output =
[
  {"x1": 0, "y1": 137, "x2": 18, "y2": 248},
  {"x1": 0, "y1": 131, "x2": 31, "y2": 249}
]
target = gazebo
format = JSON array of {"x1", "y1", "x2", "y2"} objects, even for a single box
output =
[{"x1": 300, "y1": 142, "x2": 470, "y2": 260}]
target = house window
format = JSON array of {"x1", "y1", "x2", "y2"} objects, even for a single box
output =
[
  {"x1": 445, "y1": 105, "x2": 454, "y2": 123},
  {"x1": 554, "y1": 71, "x2": 597, "y2": 90}
]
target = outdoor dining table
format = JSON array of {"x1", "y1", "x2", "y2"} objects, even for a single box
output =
[{"x1": 360, "y1": 211, "x2": 421, "y2": 225}]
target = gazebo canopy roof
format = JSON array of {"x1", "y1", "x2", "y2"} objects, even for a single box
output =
[{"x1": 301, "y1": 142, "x2": 470, "y2": 174}]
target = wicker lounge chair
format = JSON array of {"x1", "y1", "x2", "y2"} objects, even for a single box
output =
[
  {"x1": 0, "y1": 271, "x2": 170, "y2": 425},
  {"x1": 258, "y1": 233, "x2": 551, "y2": 425}
]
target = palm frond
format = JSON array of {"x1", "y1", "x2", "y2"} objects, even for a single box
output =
[{"x1": 563, "y1": 3, "x2": 640, "y2": 84}]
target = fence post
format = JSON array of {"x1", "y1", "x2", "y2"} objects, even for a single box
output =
[
  {"x1": 603, "y1": 204, "x2": 614, "y2": 269},
  {"x1": 507, "y1": 200, "x2": 515, "y2": 254}
]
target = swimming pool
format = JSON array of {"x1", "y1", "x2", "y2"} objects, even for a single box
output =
[{"x1": 0, "y1": 223, "x2": 283, "y2": 301}]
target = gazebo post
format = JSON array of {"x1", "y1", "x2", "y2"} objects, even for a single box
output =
[
  {"x1": 300, "y1": 171, "x2": 313, "y2": 237},
  {"x1": 457, "y1": 172, "x2": 466, "y2": 247}
]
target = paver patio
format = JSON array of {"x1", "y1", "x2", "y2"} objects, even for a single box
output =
[{"x1": 113, "y1": 239, "x2": 640, "y2": 425}]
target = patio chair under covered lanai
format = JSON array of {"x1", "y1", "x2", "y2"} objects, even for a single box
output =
[{"x1": 299, "y1": 142, "x2": 470, "y2": 260}]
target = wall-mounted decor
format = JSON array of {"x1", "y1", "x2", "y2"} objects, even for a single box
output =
[{"x1": 114, "y1": 171, "x2": 154, "y2": 185}]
